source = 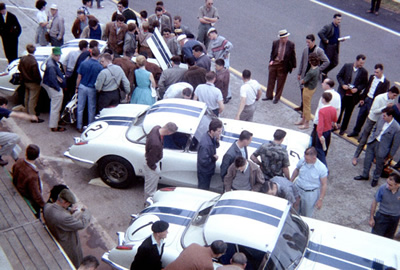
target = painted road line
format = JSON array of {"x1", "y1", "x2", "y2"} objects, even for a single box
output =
[
  {"x1": 6, "y1": 5, "x2": 37, "y2": 12},
  {"x1": 310, "y1": 0, "x2": 400, "y2": 37}
]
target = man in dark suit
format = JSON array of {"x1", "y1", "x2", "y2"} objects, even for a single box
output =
[
  {"x1": 220, "y1": 130, "x2": 252, "y2": 182},
  {"x1": 318, "y1": 13, "x2": 343, "y2": 77},
  {"x1": 130, "y1": 220, "x2": 169, "y2": 270},
  {"x1": 336, "y1": 54, "x2": 369, "y2": 135},
  {"x1": 264, "y1": 29, "x2": 296, "y2": 104},
  {"x1": 0, "y1": 3, "x2": 21, "y2": 63},
  {"x1": 354, "y1": 107, "x2": 400, "y2": 187},
  {"x1": 348, "y1": 63, "x2": 390, "y2": 137}
]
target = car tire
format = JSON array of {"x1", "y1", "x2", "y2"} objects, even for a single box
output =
[{"x1": 98, "y1": 156, "x2": 135, "y2": 189}]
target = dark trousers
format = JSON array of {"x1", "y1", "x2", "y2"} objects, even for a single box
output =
[
  {"x1": 352, "y1": 97, "x2": 373, "y2": 134},
  {"x1": 97, "y1": 90, "x2": 120, "y2": 112},
  {"x1": 370, "y1": 0, "x2": 382, "y2": 12},
  {"x1": 362, "y1": 139, "x2": 385, "y2": 181},
  {"x1": 312, "y1": 125, "x2": 331, "y2": 167},
  {"x1": 1, "y1": 35, "x2": 19, "y2": 63},
  {"x1": 321, "y1": 44, "x2": 339, "y2": 75},
  {"x1": 337, "y1": 95, "x2": 356, "y2": 132},
  {"x1": 354, "y1": 118, "x2": 376, "y2": 158},
  {"x1": 50, "y1": 36, "x2": 64, "y2": 47},
  {"x1": 372, "y1": 212, "x2": 400, "y2": 239},
  {"x1": 198, "y1": 171, "x2": 213, "y2": 190},
  {"x1": 266, "y1": 62, "x2": 288, "y2": 101}
]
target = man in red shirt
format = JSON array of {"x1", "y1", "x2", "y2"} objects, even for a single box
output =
[{"x1": 315, "y1": 92, "x2": 337, "y2": 167}]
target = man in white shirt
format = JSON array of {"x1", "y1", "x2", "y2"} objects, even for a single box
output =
[
  {"x1": 348, "y1": 64, "x2": 390, "y2": 138},
  {"x1": 235, "y1": 69, "x2": 261, "y2": 121},
  {"x1": 352, "y1": 86, "x2": 399, "y2": 166},
  {"x1": 354, "y1": 107, "x2": 400, "y2": 187},
  {"x1": 164, "y1": 82, "x2": 193, "y2": 99}
]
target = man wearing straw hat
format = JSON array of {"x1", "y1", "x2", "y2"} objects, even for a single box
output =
[{"x1": 264, "y1": 29, "x2": 296, "y2": 104}]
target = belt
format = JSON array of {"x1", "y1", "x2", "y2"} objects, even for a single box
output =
[{"x1": 297, "y1": 186, "x2": 319, "y2": 192}]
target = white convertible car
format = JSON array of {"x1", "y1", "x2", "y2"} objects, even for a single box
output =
[
  {"x1": 0, "y1": 39, "x2": 107, "y2": 95},
  {"x1": 102, "y1": 187, "x2": 400, "y2": 269},
  {"x1": 64, "y1": 99, "x2": 310, "y2": 190}
]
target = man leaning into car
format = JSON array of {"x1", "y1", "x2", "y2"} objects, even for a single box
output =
[{"x1": 144, "y1": 122, "x2": 178, "y2": 202}]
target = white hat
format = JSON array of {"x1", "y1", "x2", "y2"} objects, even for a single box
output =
[
  {"x1": 278, "y1": 29, "x2": 290, "y2": 38},
  {"x1": 50, "y1": 4, "x2": 58, "y2": 9},
  {"x1": 177, "y1": 34, "x2": 187, "y2": 42},
  {"x1": 207, "y1": 27, "x2": 217, "y2": 35}
]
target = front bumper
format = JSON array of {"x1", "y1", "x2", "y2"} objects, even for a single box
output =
[
  {"x1": 64, "y1": 150, "x2": 95, "y2": 169},
  {"x1": 101, "y1": 252, "x2": 128, "y2": 270}
]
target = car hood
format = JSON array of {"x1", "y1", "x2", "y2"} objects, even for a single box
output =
[{"x1": 300, "y1": 217, "x2": 400, "y2": 269}]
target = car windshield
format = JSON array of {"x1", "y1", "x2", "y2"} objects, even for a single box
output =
[
  {"x1": 126, "y1": 111, "x2": 147, "y2": 143},
  {"x1": 181, "y1": 194, "x2": 221, "y2": 248},
  {"x1": 264, "y1": 207, "x2": 309, "y2": 270}
]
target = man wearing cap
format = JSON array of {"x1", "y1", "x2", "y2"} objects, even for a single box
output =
[
  {"x1": 43, "y1": 189, "x2": 91, "y2": 268},
  {"x1": 130, "y1": 220, "x2": 169, "y2": 270},
  {"x1": 48, "y1": 4, "x2": 65, "y2": 46},
  {"x1": 207, "y1": 28, "x2": 233, "y2": 68},
  {"x1": 72, "y1": 8, "x2": 96, "y2": 39},
  {"x1": 197, "y1": 0, "x2": 219, "y2": 48},
  {"x1": 264, "y1": 29, "x2": 296, "y2": 104},
  {"x1": 0, "y1": 2, "x2": 21, "y2": 63},
  {"x1": 179, "y1": 34, "x2": 202, "y2": 62},
  {"x1": 42, "y1": 47, "x2": 66, "y2": 132}
]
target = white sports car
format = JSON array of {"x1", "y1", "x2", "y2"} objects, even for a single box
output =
[
  {"x1": 64, "y1": 99, "x2": 310, "y2": 189},
  {"x1": 0, "y1": 39, "x2": 107, "y2": 95},
  {"x1": 102, "y1": 187, "x2": 400, "y2": 269}
]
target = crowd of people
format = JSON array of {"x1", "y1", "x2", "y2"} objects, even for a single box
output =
[{"x1": 0, "y1": 0, "x2": 399, "y2": 268}]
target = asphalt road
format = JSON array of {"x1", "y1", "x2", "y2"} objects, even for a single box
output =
[
  {"x1": 133, "y1": 0, "x2": 400, "y2": 133},
  {"x1": 0, "y1": 0, "x2": 399, "y2": 269}
]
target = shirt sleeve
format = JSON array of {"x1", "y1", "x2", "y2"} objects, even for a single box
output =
[
  {"x1": 240, "y1": 85, "x2": 247, "y2": 98},
  {"x1": 375, "y1": 186, "x2": 384, "y2": 202},
  {"x1": 296, "y1": 157, "x2": 304, "y2": 170}
]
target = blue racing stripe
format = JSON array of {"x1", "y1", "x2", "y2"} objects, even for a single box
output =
[
  {"x1": 141, "y1": 206, "x2": 196, "y2": 218},
  {"x1": 147, "y1": 107, "x2": 200, "y2": 117},
  {"x1": 210, "y1": 207, "x2": 280, "y2": 227},
  {"x1": 215, "y1": 199, "x2": 283, "y2": 218},
  {"x1": 151, "y1": 213, "x2": 191, "y2": 227},
  {"x1": 103, "y1": 121, "x2": 131, "y2": 126},
  {"x1": 99, "y1": 116, "x2": 135, "y2": 121},
  {"x1": 305, "y1": 249, "x2": 367, "y2": 270},
  {"x1": 151, "y1": 34, "x2": 172, "y2": 68},
  {"x1": 307, "y1": 241, "x2": 387, "y2": 269},
  {"x1": 152, "y1": 103, "x2": 203, "y2": 112},
  {"x1": 222, "y1": 131, "x2": 287, "y2": 149}
]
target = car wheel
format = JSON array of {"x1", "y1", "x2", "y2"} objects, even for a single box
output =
[{"x1": 98, "y1": 156, "x2": 135, "y2": 188}]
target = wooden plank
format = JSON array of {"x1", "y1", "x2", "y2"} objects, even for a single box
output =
[
  {"x1": 3, "y1": 230, "x2": 33, "y2": 269},
  {"x1": 0, "y1": 167, "x2": 36, "y2": 221},
  {"x1": 0, "y1": 198, "x2": 11, "y2": 230},
  {"x1": 33, "y1": 221, "x2": 74, "y2": 269},
  {"x1": 15, "y1": 224, "x2": 48, "y2": 269},
  {"x1": 0, "y1": 191, "x2": 17, "y2": 229},
  {"x1": 0, "y1": 233, "x2": 23, "y2": 270},
  {"x1": 28, "y1": 221, "x2": 60, "y2": 269}
]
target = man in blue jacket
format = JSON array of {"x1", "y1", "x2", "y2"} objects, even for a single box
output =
[
  {"x1": 42, "y1": 47, "x2": 66, "y2": 132},
  {"x1": 197, "y1": 118, "x2": 222, "y2": 190}
]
